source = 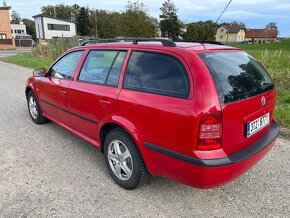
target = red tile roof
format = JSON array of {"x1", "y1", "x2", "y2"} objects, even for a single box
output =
[{"x1": 245, "y1": 29, "x2": 278, "y2": 39}]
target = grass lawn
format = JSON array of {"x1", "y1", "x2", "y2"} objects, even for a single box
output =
[{"x1": 1, "y1": 53, "x2": 53, "y2": 69}]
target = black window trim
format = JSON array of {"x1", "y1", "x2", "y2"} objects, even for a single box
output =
[
  {"x1": 47, "y1": 23, "x2": 70, "y2": 31},
  {"x1": 76, "y1": 49, "x2": 128, "y2": 88},
  {"x1": 47, "y1": 50, "x2": 85, "y2": 80},
  {"x1": 122, "y1": 50, "x2": 191, "y2": 99}
]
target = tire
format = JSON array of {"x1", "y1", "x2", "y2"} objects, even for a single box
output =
[
  {"x1": 26, "y1": 91, "x2": 49, "y2": 125},
  {"x1": 104, "y1": 128, "x2": 149, "y2": 190}
]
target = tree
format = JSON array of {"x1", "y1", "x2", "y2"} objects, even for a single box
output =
[
  {"x1": 41, "y1": 4, "x2": 79, "y2": 21},
  {"x1": 221, "y1": 21, "x2": 247, "y2": 29},
  {"x1": 71, "y1": 4, "x2": 80, "y2": 21},
  {"x1": 197, "y1": 23, "x2": 205, "y2": 40},
  {"x1": 265, "y1": 22, "x2": 278, "y2": 29},
  {"x1": 204, "y1": 20, "x2": 218, "y2": 40},
  {"x1": 11, "y1": 10, "x2": 21, "y2": 24},
  {"x1": 76, "y1": 7, "x2": 90, "y2": 36},
  {"x1": 121, "y1": 1, "x2": 155, "y2": 37},
  {"x1": 151, "y1": 17, "x2": 160, "y2": 37},
  {"x1": 22, "y1": 19, "x2": 36, "y2": 37},
  {"x1": 41, "y1": 5, "x2": 56, "y2": 17},
  {"x1": 184, "y1": 23, "x2": 198, "y2": 40},
  {"x1": 231, "y1": 21, "x2": 246, "y2": 29},
  {"x1": 93, "y1": 10, "x2": 121, "y2": 38},
  {"x1": 184, "y1": 20, "x2": 216, "y2": 41},
  {"x1": 159, "y1": 0, "x2": 182, "y2": 39},
  {"x1": 89, "y1": 10, "x2": 98, "y2": 37},
  {"x1": 54, "y1": 4, "x2": 74, "y2": 20}
]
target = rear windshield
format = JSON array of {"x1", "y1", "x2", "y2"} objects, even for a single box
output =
[{"x1": 199, "y1": 51, "x2": 274, "y2": 104}]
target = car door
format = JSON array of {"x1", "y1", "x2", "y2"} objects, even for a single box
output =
[
  {"x1": 118, "y1": 50, "x2": 195, "y2": 155},
  {"x1": 67, "y1": 49, "x2": 127, "y2": 139},
  {"x1": 37, "y1": 50, "x2": 84, "y2": 125}
]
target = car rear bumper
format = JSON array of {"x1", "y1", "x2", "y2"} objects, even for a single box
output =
[{"x1": 143, "y1": 121, "x2": 280, "y2": 188}]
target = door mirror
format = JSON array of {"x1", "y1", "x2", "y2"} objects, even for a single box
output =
[{"x1": 33, "y1": 68, "x2": 47, "y2": 77}]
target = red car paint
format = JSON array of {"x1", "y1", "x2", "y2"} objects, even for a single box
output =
[{"x1": 25, "y1": 41, "x2": 280, "y2": 188}]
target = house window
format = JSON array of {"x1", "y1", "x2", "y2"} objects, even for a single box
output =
[
  {"x1": 17, "y1": 30, "x2": 21, "y2": 34},
  {"x1": 220, "y1": 29, "x2": 224, "y2": 33},
  {"x1": 11, "y1": 30, "x2": 13, "y2": 33},
  {"x1": 47, "y1": 24, "x2": 70, "y2": 31},
  {"x1": 220, "y1": 35, "x2": 223, "y2": 39},
  {"x1": 0, "y1": 34, "x2": 7, "y2": 39}
]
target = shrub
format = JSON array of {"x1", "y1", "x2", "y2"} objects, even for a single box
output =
[{"x1": 32, "y1": 37, "x2": 79, "y2": 60}]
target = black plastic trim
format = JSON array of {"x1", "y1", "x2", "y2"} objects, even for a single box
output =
[
  {"x1": 41, "y1": 100, "x2": 98, "y2": 125},
  {"x1": 80, "y1": 38, "x2": 177, "y2": 47},
  {"x1": 143, "y1": 122, "x2": 280, "y2": 167}
]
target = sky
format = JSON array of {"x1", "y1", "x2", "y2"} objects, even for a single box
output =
[{"x1": 3, "y1": 0, "x2": 290, "y2": 37}]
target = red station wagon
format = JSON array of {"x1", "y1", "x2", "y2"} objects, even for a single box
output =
[{"x1": 25, "y1": 38, "x2": 280, "y2": 189}]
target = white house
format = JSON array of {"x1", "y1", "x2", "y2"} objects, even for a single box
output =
[
  {"x1": 10, "y1": 22, "x2": 27, "y2": 37},
  {"x1": 33, "y1": 14, "x2": 76, "y2": 40}
]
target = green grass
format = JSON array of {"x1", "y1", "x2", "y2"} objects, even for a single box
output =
[
  {"x1": 234, "y1": 39, "x2": 290, "y2": 134},
  {"x1": 1, "y1": 53, "x2": 53, "y2": 69}
]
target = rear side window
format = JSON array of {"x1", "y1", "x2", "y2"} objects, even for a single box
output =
[
  {"x1": 123, "y1": 51, "x2": 190, "y2": 98},
  {"x1": 199, "y1": 51, "x2": 274, "y2": 104},
  {"x1": 79, "y1": 50, "x2": 126, "y2": 86}
]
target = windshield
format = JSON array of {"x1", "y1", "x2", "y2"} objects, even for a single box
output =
[{"x1": 199, "y1": 51, "x2": 274, "y2": 104}]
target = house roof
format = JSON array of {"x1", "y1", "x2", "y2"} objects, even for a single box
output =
[
  {"x1": 0, "y1": 6, "x2": 11, "y2": 10},
  {"x1": 223, "y1": 24, "x2": 244, "y2": 33},
  {"x1": 245, "y1": 29, "x2": 278, "y2": 38},
  {"x1": 32, "y1": 14, "x2": 77, "y2": 24}
]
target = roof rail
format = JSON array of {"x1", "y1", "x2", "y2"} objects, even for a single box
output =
[
  {"x1": 174, "y1": 40, "x2": 223, "y2": 45},
  {"x1": 79, "y1": 38, "x2": 177, "y2": 47}
]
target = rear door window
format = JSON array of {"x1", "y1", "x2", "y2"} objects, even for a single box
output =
[
  {"x1": 78, "y1": 50, "x2": 126, "y2": 86},
  {"x1": 199, "y1": 51, "x2": 274, "y2": 104},
  {"x1": 123, "y1": 51, "x2": 190, "y2": 99}
]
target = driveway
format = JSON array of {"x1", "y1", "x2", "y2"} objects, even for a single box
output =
[
  {"x1": 0, "y1": 61, "x2": 289, "y2": 217},
  {"x1": 0, "y1": 48, "x2": 31, "y2": 58}
]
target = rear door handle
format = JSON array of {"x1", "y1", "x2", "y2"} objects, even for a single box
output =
[{"x1": 99, "y1": 99, "x2": 111, "y2": 107}]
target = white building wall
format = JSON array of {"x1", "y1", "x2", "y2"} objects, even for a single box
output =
[
  {"x1": 10, "y1": 23, "x2": 27, "y2": 37},
  {"x1": 42, "y1": 17, "x2": 76, "y2": 40},
  {"x1": 34, "y1": 17, "x2": 44, "y2": 39}
]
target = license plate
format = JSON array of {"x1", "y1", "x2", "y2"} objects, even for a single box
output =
[{"x1": 247, "y1": 113, "x2": 270, "y2": 137}]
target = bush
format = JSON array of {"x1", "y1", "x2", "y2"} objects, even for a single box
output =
[{"x1": 32, "y1": 37, "x2": 79, "y2": 60}]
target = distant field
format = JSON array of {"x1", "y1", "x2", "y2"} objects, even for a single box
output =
[{"x1": 235, "y1": 40, "x2": 290, "y2": 135}]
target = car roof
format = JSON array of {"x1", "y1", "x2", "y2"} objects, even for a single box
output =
[{"x1": 73, "y1": 41, "x2": 241, "y2": 53}]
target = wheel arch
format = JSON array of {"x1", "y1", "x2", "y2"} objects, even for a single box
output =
[
  {"x1": 25, "y1": 86, "x2": 33, "y2": 97},
  {"x1": 98, "y1": 117, "x2": 140, "y2": 153}
]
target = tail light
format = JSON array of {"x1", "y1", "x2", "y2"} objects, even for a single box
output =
[{"x1": 198, "y1": 112, "x2": 222, "y2": 150}]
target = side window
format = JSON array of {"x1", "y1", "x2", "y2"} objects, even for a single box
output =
[
  {"x1": 49, "y1": 51, "x2": 83, "y2": 79},
  {"x1": 123, "y1": 51, "x2": 190, "y2": 98},
  {"x1": 78, "y1": 50, "x2": 126, "y2": 86}
]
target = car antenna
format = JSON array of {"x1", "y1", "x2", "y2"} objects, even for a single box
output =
[{"x1": 203, "y1": 0, "x2": 233, "y2": 42}]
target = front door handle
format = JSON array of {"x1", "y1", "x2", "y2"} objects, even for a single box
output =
[{"x1": 60, "y1": 89, "x2": 67, "y2": 95}]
